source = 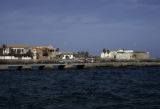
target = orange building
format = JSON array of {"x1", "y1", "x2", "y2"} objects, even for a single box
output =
[{"x1": 32, "y1": 46, "x2": 55, "y2": 60}]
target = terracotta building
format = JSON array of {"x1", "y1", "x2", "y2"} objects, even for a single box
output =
[{"x1": 32, "y1": 46, "x2": 56, "y2": 60}]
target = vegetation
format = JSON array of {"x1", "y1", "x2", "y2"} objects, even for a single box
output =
[
  {"x1": 8, "y1": 49, "x2": 33, "y2": 59},
  {"x1": 56, "y1": 48, "x2": 59, "y2": 52},
  {"x1": 103, "y1": 48, "x2": 110, "y2": 54},
  {"x1": 73, "y1": 51, "x2": 90, "y2": 58},
  {"x1": 2, "y1": 44, "x2": 7, "y2": 50},
  {"x1": 103, "y1": 48, "x2": 106, "y2": 53},
  {"x1": 25, "y1": 50, "x2": 33, "y2": 59},
  {"x1": 0, "y1": 48, "x2": 3, "y2": 55},
  {"x1": 16, "y1": 49, "x2": 22, "y2": 58},
  {"x1": 107, "y1": 50, "x2": 110, "y2": 54},
  {"x1": 2, "y1": 44, "x2": 7, "y2": 55},
  {"x1": 43, "y1": 50, "x2": 49, "y2": 57},
  {"x1": 66, "y1": 55, "x2": 69, "y2": 59},
  {"x1": 9, "y1": 48, "x2": 15, "y2": 56}
]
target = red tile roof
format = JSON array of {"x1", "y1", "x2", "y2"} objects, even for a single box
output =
[{"x1": 8, "y1": 45, "x2": 30, "y2": 48}]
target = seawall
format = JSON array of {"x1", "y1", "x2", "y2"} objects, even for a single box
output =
[{"x1": 0, "y1": 62, "x2": 160, "y2": 71}]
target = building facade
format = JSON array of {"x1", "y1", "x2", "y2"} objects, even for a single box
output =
[
  {"x1": 0, "y1": 44, "x2": 75, "y2": 60},
  {"x1": 0, "y1": 45, "x2": 32, "y2": 60},
  {"x1": 7, "y1": 45, "x2": 30, "y2": 54},
  {"x1": 32, "y1": 46, "x2": 55, "y2": 60},
  {"x1": 101, "y1": 49, "x2": 150, "y2": 60}
]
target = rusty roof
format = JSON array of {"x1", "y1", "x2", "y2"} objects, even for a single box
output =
[{"x1": 8, "y1": 45, "x2": 30, "y2": 48}]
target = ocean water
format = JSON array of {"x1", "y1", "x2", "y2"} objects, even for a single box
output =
[{"x1": 0, "y1": 67, "x2": 160, "y2": 109}]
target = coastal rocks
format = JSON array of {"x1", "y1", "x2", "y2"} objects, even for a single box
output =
[
  {"x1": 39, "y1": 65, "x2": 54, "y2": 70},
  {"x1": 0, "y1": 65, "x2": 8, "y2": 70}
]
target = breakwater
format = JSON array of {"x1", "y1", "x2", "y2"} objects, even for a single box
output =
[{"x1": 0, "y1": 62, "x2": 160, "y2": 71}]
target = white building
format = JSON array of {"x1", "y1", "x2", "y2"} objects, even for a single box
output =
[
  {"x1": 101, "y1": 49, "x2": 150, "y2": 60},
  {"x1": 0, "y1": 45, "x2": 32, "y2": 60},
  {"x1": 7, "y1": 45, "x2": 30, "y2": 54},
  {"x1": 32, "y1": 48, "x2": 37, "y2": 60},
  {"x1": 60, "y1": 52, "x2": 74, "y2": 59}
]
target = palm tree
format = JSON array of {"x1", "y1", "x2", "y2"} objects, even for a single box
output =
[
  {"x1": 84, "y1": 51, "x2": 89, "y2": 58},
  {"x1": 9, "y1": 48, "x2": 15, "y2": 60},
  {"x1": 56, "y1": 48, "x2": 59, "y2": 52},
  {"x1": 26, "y1": 50, "x2": 33, "y2": 59},
  {"x1": 103, "y1": 48, "x2": 107, "y2": 54},
  {"x1": 2, "y1": 44, "x2": 7, "y2": 60},
  {"x1": 106, "y1": 50, "x2": 110, "y2": 54},
  {"x1": 2, "y1": 44, "x2": 7, "y2": 55},
  {"x1": 0, "y1": 48, "x2": 3, "y2": 55},
  {"x1": 17, "y1": 49, "x2": 22, "y2": 59}
]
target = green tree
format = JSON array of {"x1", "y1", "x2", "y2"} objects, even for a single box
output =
[
  {"x1": 106, "y1": 50, "x2": 110, "y2": 54},
  {"x1": 66, "y1": 55, "x2": 69, "y2": 59},
  {"x1": 26, "y1": 50, "x2": 33, "y2": 59},
  {"x1": 43, "y1": 50, "x2": 48, "y2": 57},
  {"x1": 56, "y1": 48, "x2": 59, "y2": 52},
  {"x1": 2, "y1": 44, "x2": 7, "y2": 60},
  {"x1": 9, "y1": 48, "x2": 15, "y2": 56},
  {"x1": 0, "y1": 48, "x2": 3, "y2": 55},
  {"x1": 16, "y1": 49, "x2": 22, "y2": 59},
  {"x1": 9, "y1": 48, "x2": 16, "y2": 59},
  {"x1": 103, "y1": 48, "x2": 107, "y2": 54},
  {"x1": 84, "y1": 51, "x2": 89, "y2": 58},
  {"x1": 2, "y1": 44, "x2": 7, "y2": 55},
  {"x1": 75, "y1": 51, "x2": 90, "y2": 58}
]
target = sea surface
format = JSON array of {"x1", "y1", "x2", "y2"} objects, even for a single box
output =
[{"x1": 0, "y1": 67, "x2": 160, "y2": 109}]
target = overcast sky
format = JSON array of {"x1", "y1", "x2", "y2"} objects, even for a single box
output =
[{"x1": 0, "y1": 0, "x2": 160, "y2": 57}]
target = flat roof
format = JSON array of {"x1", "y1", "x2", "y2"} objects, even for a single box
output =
[{"x1": 60, "y1": 52, "x2": 73, "y2": 55}]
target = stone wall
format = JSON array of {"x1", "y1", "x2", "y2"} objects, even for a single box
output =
[
  {"x1": 134, "y1": 52, "x2": 150, "y2": 60},
  {"x1": 116, "y1": 52, "x2": 133, "y2": 60}
]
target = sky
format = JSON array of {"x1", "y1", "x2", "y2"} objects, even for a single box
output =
[{"x1": 0, "y1": 0, "x2": 160, "y2": 57}]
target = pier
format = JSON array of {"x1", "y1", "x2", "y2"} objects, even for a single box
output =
[{"x1": 0, "y1": 62, "x2": 160, "y2": 71}]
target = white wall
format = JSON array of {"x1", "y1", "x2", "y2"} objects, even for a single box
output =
[
  {"x1": 32, "y1": 49, "x2": 37, "y2": 59},
  {"x1": 101, "y1": 51, "x2": 117, "y2": 59},
  {"x1": 0, "y1": 56, "x2": 31, "y2": 60},
  {"x1": 101, "y1": 52, "x2": 109, "y2": 58},
  {"x1": 3, "y1": 48, "x2": 10, "y2": 54},
  {"x1": 12, "y1": 48, "x2": 29, "y2": 54},
  {"x1": 2, "y1": 48, "x2": 29, "y2": 55},
  {"x1": 101, "y1": 51, "x2": 134, "y2": 60},
  {"x1": 62, "y1": 55, "x2": 74, "y2": 59},
  {"x1": 116, "y1": 53, "x2": 133, "y2": 60},
  {"x1": 101, "y1": 50, "x2": 150, "y2": 60},
  {"x1": 21, "y1": 57, "x2": 32, "y2": 60}
]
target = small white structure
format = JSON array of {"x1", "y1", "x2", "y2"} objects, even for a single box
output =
[
  {"x1": 101, "y1": 51, "x2": 117, "y2": 59},
  {"x1": 101, "y1": 49, "x2": 150, "y2": 60},
  {"x1": 60, "y1": 52, "x2": 74, "y2": 59},
  {"x1": 3, "y1": 48, "x2": 10, "y2": 54},
  {"x1": 32, "y1": 49, "x2": 37, "y2": 60}
]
